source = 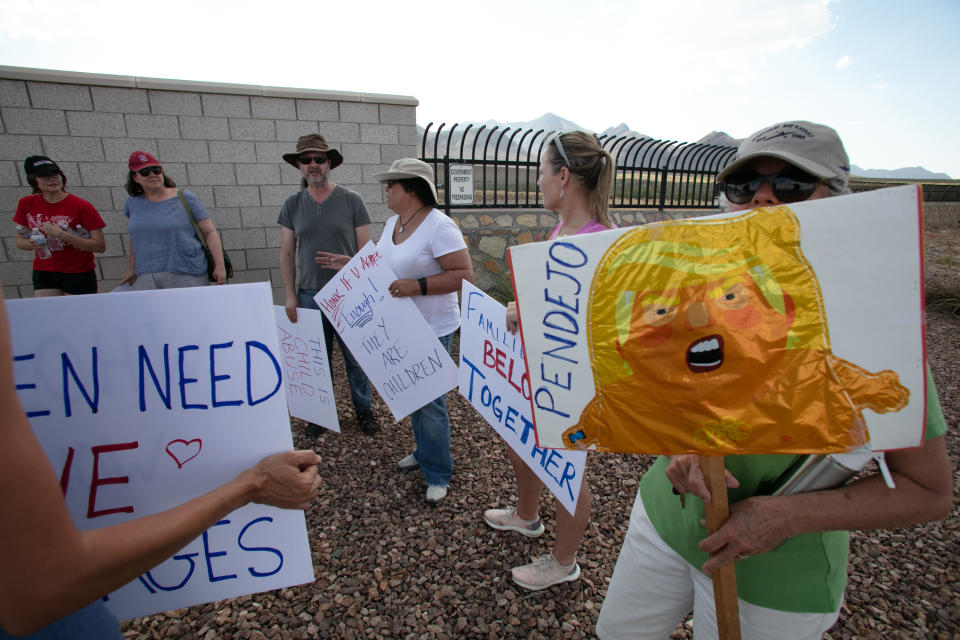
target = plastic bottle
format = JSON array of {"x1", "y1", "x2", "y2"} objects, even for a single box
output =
[
  {"x1": 75, "y1": 225, "x2": 90, "y2": 239},
  {"x1": 30, "y1": 229, "x2": 51, "y2": 259},
  {"x1": 15, "y1": 224, "x2": 31, "y2": 239}
]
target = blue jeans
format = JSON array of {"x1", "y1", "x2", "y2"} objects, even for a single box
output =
[
  {"x1": 411, "y1": 332, "x2": 455, "y2": 486},
  {"x1": 0, "y1": 601, "x2": 122, "y2": 639},
  {"x1": 298, "y1": 288, "x2": 372, "y2": 416}
]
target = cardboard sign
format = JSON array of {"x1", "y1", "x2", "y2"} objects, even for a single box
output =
[
  {"x1": 509, "y1": 186, "x2": 925, "y2": 455},
  {"x1": 274, "y1": 306, "x2": 339, "y2": 432},
  {"x1": 315, "y1": 242, "x2": 458, "y2": 420},
  {"x1": 459, "y1": 282, "x2": 586, "y2": 514},
  {"x1": 6, "y1": 283, "x2": 314, "y2": 620}
]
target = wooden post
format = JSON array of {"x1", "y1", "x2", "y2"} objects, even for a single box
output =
[{"x1": 700, "y1": 455, "x2": 742, "y2": 640}]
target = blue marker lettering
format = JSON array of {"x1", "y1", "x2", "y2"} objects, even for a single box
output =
[
  {"x1": 203, "y1": 519, "x2": 237, "y2": 583},
  {"x1": 139, "y1": 344, "x2": 171, "y2": 411},
  {"x1": 246, "y1": 341, "x2": 282, "y2": 406},
  {"x1": 238, "y1": 517, "x2": 284, "y2": 578},
  {"x1": 142, "y1": 553, "x2": 198, "y2": 592},
  {"x1": 61, "y1": 348, "x2": 99, "y2": 417},
  {"x1": 178, "y1": 345, "x2": 207, "y2": 410},
  {"x1": 210, "y1": 341, "x2": 243, "y2": 408},
  {"x1": 14, "y1": 353, "x2": 51, "y2": 418}
]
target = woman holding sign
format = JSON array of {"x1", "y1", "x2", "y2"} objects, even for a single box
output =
[
  {"x1": 486, "y1": 131, "x2": 616, "y2": 590},
  {"x1": 595, "y1": 122, "x2": 951, "y2": 639},
  {"x1": 371, "y1": 158, "x2": 473, "y2": 504}
]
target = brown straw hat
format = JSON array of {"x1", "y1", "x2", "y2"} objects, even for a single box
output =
[{"x1": 282, "y1": 134, "x2": 344, "y2": 169}]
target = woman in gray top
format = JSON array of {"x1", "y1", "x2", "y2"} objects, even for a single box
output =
[{"x1": 118, "y1": 151, "x2": 226, "y2": 290}]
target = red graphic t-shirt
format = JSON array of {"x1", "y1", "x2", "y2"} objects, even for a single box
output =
[{"x1": 13, "y1": 194, "x2": 106, "y2": 273}]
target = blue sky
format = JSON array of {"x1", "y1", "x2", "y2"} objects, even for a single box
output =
[{"x1": 1, "y1": 0, "x2": 957, "y2": 177}]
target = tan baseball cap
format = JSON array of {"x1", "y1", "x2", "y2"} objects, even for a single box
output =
[{"x1": 717, "y1": 121, "x2": 850, "y2": 191}]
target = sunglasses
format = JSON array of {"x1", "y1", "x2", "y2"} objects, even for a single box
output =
[
  {"x1": 298, "y1": 155, "x2": 328, "y2": 165},
  {"x1": 551, "y1": 134, "x2": 571, "y2": 168},
  {"x1": 136, "y1": 166, "x2": 163, "y2": 177},
  {"x1": 718, "y1": 166, "x2": 820, "y2": 205}
]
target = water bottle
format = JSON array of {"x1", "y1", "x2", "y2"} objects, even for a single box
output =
[
  {"x1": 30, "y1": 229, "x2": 51, "y2": 259},
  {"x1": 75, "y1": 225, "x2": 90, "y2": 239},
  {"x1": 15, "y1": 224, "x2": 31, "y2": 239},
  {"x1": 772, "y1": 446, "x2": 874, "y2": 495}
]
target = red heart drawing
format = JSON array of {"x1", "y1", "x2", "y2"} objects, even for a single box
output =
[{"x1": 165, "y1": 439, "x2": 202, "y2": 469}]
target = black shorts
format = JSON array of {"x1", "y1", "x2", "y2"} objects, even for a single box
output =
[{"x1": 32, "y1": 270, "x2": 98, "y2": 295}]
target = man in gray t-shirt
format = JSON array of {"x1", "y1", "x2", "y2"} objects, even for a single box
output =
[{"x1": 278, "y1": 133, "x2": 380, "y2": 436}]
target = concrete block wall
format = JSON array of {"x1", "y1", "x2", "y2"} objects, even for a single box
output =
[{"x1": 0, "y1": 66, "x2": 418, "y2": 300}]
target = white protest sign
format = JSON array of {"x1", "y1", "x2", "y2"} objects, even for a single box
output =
[
  {"x1": 449, "y1": 164, "x2": 474, "y2": 205},
  {"x1": 274, "y1": 306, "x2": 339, "y2": 432},
  {"x1": 6, "y1": 283, "x2": 314, "y2": 620},
  {"x1": 315, "y1": 242, "x2": 458, "y2": 420},
  {"x1": 459, "y1": 282, "x2": 586, "y2": 514},
  {"x1": 510, "y1": 186, "x2": 926, "y2": 454}
]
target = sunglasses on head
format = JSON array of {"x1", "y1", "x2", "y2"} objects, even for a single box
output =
[
  {"x1": 136, "y1": 166, "x2": 163, "y2": 177},
  {"x1": 298, "y1": 155, "x2": 328, "y2": 165},
  {"x1": 551, "y1": 134, "x2": 571, "y2": 168},
  {"x1": 718, "y1": 166, "x2": 820, "y2": 205}
]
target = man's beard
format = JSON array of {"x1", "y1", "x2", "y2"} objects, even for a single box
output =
[{"x1": 306, "y1": 173, "x2": 328, "y2": 188}]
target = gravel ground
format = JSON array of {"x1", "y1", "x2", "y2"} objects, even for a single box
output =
[{"x1": 121, "y1": 230, "x2": 959, "y2": 640}]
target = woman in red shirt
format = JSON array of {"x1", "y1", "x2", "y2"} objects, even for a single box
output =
[{"x1": 13, "y1": 156, "x2": 106, "y2": 296}]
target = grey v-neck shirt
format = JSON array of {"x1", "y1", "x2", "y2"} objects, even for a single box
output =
[{"x1": 277, "y1": 185, "x2": 370, "y2": 290}]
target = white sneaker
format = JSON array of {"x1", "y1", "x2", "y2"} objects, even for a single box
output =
[
  {"x1": 425, "y1": 485, "x2": 448, "y2": 503},
  {"x1": 483, "y1": 507, "x2": 545, "y2": 537},
  {"x1": 398, "y1": 453, "x2": 420, "y2": 471},
  {"x1": 511, "y1": 553, "x2": 581, "y2": 591}
]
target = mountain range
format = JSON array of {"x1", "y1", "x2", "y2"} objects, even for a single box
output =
[{"x1": 419, "y1": 114, "x2": 951, "y2": 180}]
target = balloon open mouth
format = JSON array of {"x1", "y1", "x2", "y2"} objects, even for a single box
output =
[{"x1": 686, "y1": 335, "x2": 724, "y2": 373}]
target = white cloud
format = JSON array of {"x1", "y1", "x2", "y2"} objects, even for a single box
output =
[
  {"x1": 835, "y1": 55, "x2": 853, "y2": 69},
  {"x1": 0, "y1": 0, "x2": 843, "y2": 137},
  {"x1": 872, "y1": 83, "x2": 888, "y2": 90}
]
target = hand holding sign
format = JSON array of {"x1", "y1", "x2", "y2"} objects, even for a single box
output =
[{"x1": 240, "y1": 449, "x2": 323, "y2": 510}]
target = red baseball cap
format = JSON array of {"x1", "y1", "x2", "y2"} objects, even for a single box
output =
[{"x1": 128, "y1": 150, "x2": 161, "y2": 172}]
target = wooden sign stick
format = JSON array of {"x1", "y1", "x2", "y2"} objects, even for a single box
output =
[{"x1": 700, "y1": 455, "x2": 742, "y2": 640}]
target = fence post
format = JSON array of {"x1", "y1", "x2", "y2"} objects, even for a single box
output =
[
  {"x1": 443, "y1": 156, "x2": 451, "y2": 215},
  {"x1": 659, "y1": 167, "x2": 669, "y2": 211}
]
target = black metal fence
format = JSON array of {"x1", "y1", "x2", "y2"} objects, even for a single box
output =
[{"x1": 420, "y1": 123, "x2": 737, "y2": 212}]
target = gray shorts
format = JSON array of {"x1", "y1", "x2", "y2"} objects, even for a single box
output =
[{"x1": 113, "y1": 271, "x2": 209, "y2": 292}]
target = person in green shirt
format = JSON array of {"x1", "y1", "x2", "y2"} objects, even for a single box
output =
[{"x1": 596, "y1": 121, "x2": 952, "y2": 640}]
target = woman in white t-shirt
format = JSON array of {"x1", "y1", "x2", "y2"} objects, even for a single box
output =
[{"x1": 321, "y1": 158, "x2": 472, "y2": 504}]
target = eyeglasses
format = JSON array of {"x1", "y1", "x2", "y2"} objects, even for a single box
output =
[
  {"x1": 136, "y1": 166, "x2": 163, "y2": 177},
  {"x1": 298, "y1": 155, "x2": 328, "y2": 165},
  {"x1": 385, "y1": 180, "x2": 399, "y2": 187},
  {"x1": 718, "y1": 166, "x2": 820, "y2": 205},
  {"x1": 551, "y1": 134, "x2": 571, "y2": 168}
]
